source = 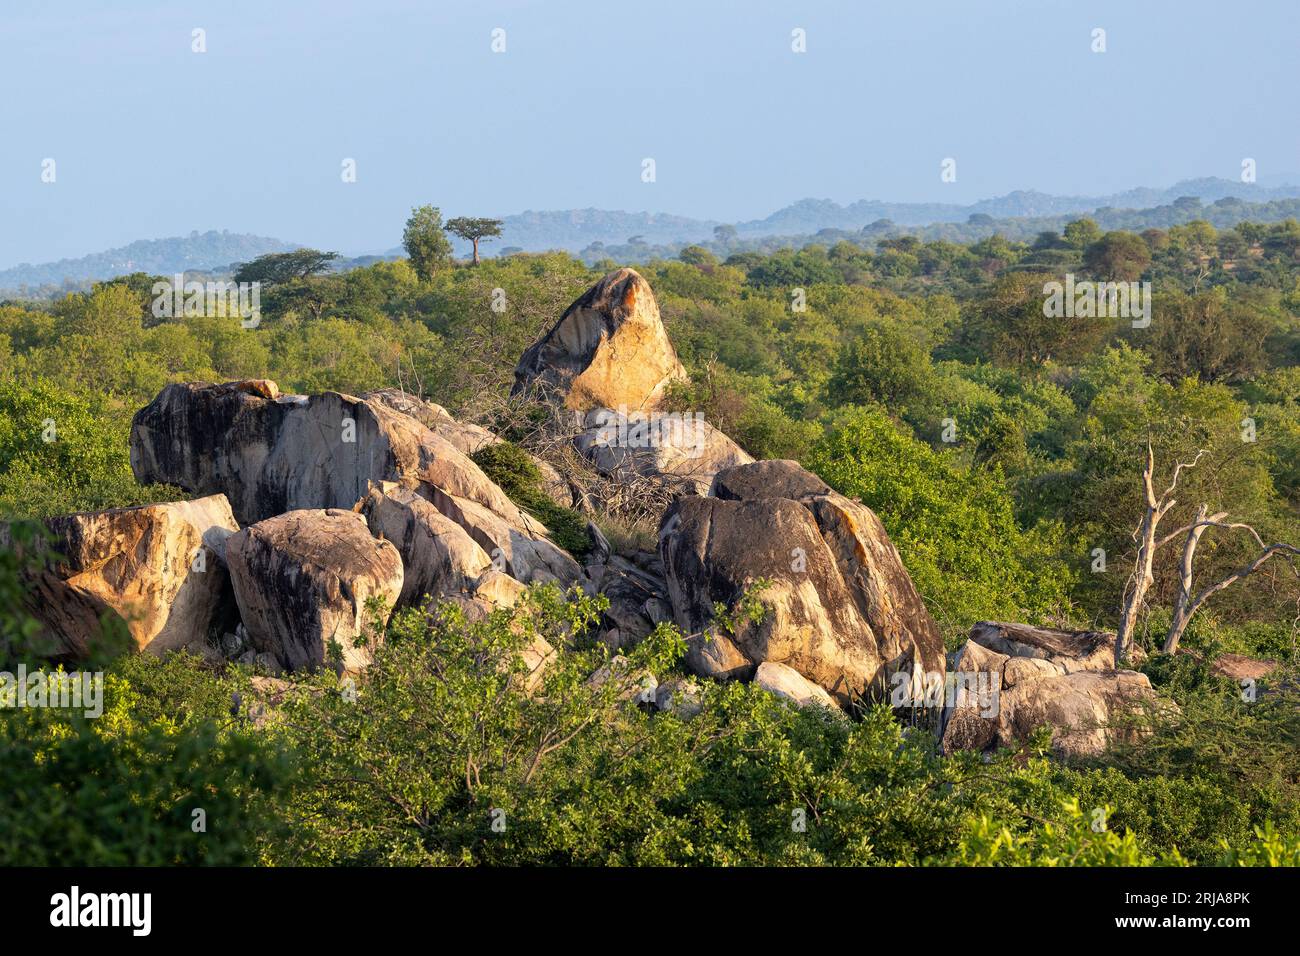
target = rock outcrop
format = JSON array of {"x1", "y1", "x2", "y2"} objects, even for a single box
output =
[
  {"x1": 653, "y1": 676, "x2": 704, "y2": 717},
  {"x1": 363, "y1": 389, "x2": 575, "y2": 508},
  {"x1": 940, "y1": 621, "x2": 1169, "y2": 759},
  {"x1": 362, "y1": 388, "x2": 500, "y2": 456},
  {"x1": 574, "y1": 407, "x2": 753, "y2": 496},
  {"x1": 10, "y1": 495, "x2": 239, "y2": 660},
  {"x1": 1209, "y1": 652, "x2": 1279, "y2": 683},
  {"x1": 754, "y1": 661, "x2": 842, "y2": 712},
  {"x1": 131, "y1": 380, "x2": 515, "y2": 524},
  {"x1": 130, "y1": 380, "x2": 576, "y2": 584},
  {"x1": 226, "y1": 509, "x2": 403, "y2": 673},
  {"x1": 357, "y1": 481, "x2": 560, "y2": 628},
  {"x1": 961, "y1": 621, "x2": 1120, "y2": 673},
  {"x1": 513, "y1": 268, "x2": 686, "y2": 412},
  {"x1": 358, "y1": 482, "x2": 493, "y2": 609},
  {"x1": 426, "y1": 484, "x2": 580, "y2": 584},
  {"x1": 581, "y1": 548, "x2": 672, "y2": 651},
  {"x1": 658, "y1": 459, "x2": 945, "y2": 706},
  {"x1": 470, "y1": 568, "x2": 530, "y2": 608}
]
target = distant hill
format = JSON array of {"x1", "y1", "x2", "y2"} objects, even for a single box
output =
[
  {"x1": 489, "y1": 178, "x2": 1300, "y2": 251},
  {"x1": 732, "y1": 178, "x2": 1300, "y2": 236},
  {"x1": 579, "y1": 194, "x2": 1300, "y2": 266},
  {"x1": 5, "y1": 177, "x2": 1300, "y2": 295},
  {"x1": 0, "y1": 231, "x2": 301, "y2": 295},
  {"x1": 490, "y1": 208, "x2": 720, "y2": 254}
]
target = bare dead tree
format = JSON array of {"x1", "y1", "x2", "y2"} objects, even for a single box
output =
[
  {"x1": 458, "y1": 390, "x2": 681, "y2": 539},
  {"x1": 1161, "y1": 503, "x2": 1224, "y2": 653},
  {"x1": 1114, "y1": 442, "x2": 1207, "y2": 662},
  {"x1": 1115, "y1": 442, "x2": 1300, "y2": 657},
  {"x1": 1163, "y1": 512, "x2": 1300, "y2": 653},
  {"x1": 394, "y1": 350, "x2": 424, "y2": 403}
]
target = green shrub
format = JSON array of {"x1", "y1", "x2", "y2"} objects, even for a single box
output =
[
  {"x1": 808, "y1": 406, "x2": 1075, "y2": 643},
  {"x1": 827, "y1": 324, "x2": 933, "y2": 407},
  {"x1": 0, "y1": 696, "x2": 293, "y2": 865},
  {"x1": 0, "y1": 376, "x2": 177, "y2": 519},
  {"x1": 472, "y1": 441, "x2": 591, "y2": 558}
]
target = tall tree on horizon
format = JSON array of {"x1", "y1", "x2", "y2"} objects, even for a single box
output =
[
  {"x1": 444, "y1": 217, "x2": 503, "y2": 265},
  {"x1": 403, "y1": 205, "x2": 453, "y2": 281}
]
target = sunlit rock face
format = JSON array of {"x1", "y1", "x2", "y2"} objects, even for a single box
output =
[
  {"x1": 658, "y1": 459, "x2": 946, "y2": 706},
  {"x1": 9, "y1": 495, "x2": 240, "y2": 660},
  {"x1": 226, "y1": 508, "x2": 403, "y2": 674},
  {"x1": 514, "y1": 268, "x2": 687, "y2": 412}
]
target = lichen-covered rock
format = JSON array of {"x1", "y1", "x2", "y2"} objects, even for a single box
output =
[
  {"x1": 582, "y1": 552, "x2": 670, "y2": 651},
  {"x1": 423, "y1": 485, "x2": 580, "y2": 584},
  {"x1": 999, "y1": 670, "x2": 1163, "y2": 757},
  {"x1": 658, "y1": 460, "x2": 945, "y2": 705},
  {"x1": 362, "y1": 388, "x2": 500, "y2": 456},
  {"x1": 965, "y1": 621, "x2": 1119, "y2": 674},
  {"x1": 653, "y1": 676, "x2": 704, "y2": 718},
  {"x1": 470, "y1": 568, "x2": 529, "y2": 608},
  {"x1": 365, "y1": 389, "x2": 577, "y2": 508},
  {"x1": 709, "y1": 458, "x2": 833, "y2": 502},
  {"x1": 513, "y1": 268, "x2": 686, "y2": 412},
  {"x1": 130, "y1": 380, "x2": 521, "y2": 528},
  {"x1": 1209, "y1": 652, "x2": 1279, "y2": 683},
  {"x1": 130, "y1": 380, "x2": 578, "y2": 584},
  {"x1": 226, "y1": 509, "x2": 403, "y2": 673},
  {"x1": 9, "y1": 495, "x2": 239, "y2": 660}
]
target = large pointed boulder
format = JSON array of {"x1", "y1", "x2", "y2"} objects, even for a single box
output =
[{"x1": 513, "y1": 268, "x2": 686, "y2": 412}]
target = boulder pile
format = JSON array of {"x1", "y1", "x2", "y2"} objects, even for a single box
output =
[
  {"x1": 16, "y1": 267, "x2": 1173, "y2": 759},
  {"x1": 939, "y1": 622, "x2": 1170, "y2": 759}
]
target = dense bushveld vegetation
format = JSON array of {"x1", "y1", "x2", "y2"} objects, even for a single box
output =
[
  {"x1": 2, "y1": 215, "x2": 1299, "y2": 864},
  {"x1": 3, "y1": 581, "x2": 1297, "y2": 865}
]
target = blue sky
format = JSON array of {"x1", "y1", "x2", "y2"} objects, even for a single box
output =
[{"x1": 1, "y1": 0, "x2": 1297, "y2": 266}]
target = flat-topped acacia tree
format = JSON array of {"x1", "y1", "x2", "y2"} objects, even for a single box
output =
[
  {"x1": 233, "y1": 249, "x2": 339, "y2": 286},
  {"x1": 445, "y1": 216, "x2": 503, "y2": 265}
]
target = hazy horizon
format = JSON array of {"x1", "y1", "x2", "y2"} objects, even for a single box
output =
[
  {"x1": 4, "y1": 0, "x2": 1298, "y2": 266},
  {"x1": 7, "y1": 170, "x2": 1300, "y2": 275}
]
